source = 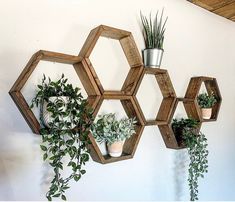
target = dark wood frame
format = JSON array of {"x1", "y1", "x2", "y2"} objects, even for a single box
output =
[
  {"x1": 185, "y1": 76, "x2": 222, "y2": 122},
  {"x1": 9, "y1": 25, "x2": 222, "y2": 163},
  {"x1": 158, "y1": 98, "x2": 202, "y2": 149},
  {"x1": 133, "y1": 67, "x2": 177, "y2": 126},
  {"x1": 79, "y1": 25, "x2": 144, "y2": 95},
  {"x1": 9, "y1": 50, "x2": 101, "y2": 134},
  {"x1": 88, "y1": 94, "x2": 145, "y2": 164}
]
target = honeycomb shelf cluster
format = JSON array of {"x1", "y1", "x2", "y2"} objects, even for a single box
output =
[{"x1": 9, "y1": 25, "x2": 222, "y2": 164}]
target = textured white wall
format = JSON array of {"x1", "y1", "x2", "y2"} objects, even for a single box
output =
[{"x1": 0, "y1": 0, "x2": 235, "y2": 200}]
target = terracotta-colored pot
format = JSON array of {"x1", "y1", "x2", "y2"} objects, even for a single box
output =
[
  {"x1": 201, "y1": 108, "x2": 212, "y2": 119},
  {"x1": 107, "y1": 141, "x2": 125, "y2": 157}
]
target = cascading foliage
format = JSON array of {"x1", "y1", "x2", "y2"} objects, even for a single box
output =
[
  {"x1": 172, "y1": 118, "x2": 209, "y2": 201},
  {"x1": 31, "y1": 74, "x2": 93, "y2": 201}
]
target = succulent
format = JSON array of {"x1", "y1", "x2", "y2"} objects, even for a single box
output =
[{"x1": 140, "y1": 9, "x2": 168, "y2": 49}]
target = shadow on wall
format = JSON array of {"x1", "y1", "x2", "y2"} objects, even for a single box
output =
[
  {"x1": 0, "y1": 156, "x2": 14, "y2": 200},
  {"x1": 173, "y1": 149, "x2": 188, "y2": 201}
]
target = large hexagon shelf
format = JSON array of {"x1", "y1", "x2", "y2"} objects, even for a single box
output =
[
  {"x1": 134, "y1": 67, "x2": 177, "y2": 126},
  {"x1": 88, "y1": 94, "x2": 145, "y2": 164},
  {"x1": 79, "y1": 25, "x2": 144, "y2": 95},
  {"x1": 9, "y1": 25, "x2": 222, "y2": 162},
  {"x1": 185, "y1": 76, "x2": 222, "y2": 122},
  {"x1": 9, "y1": 50, "x2": 101, "y2": 134}
]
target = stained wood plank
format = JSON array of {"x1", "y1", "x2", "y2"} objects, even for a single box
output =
[
  {"x1": 9, "y1": 91, "x2": 40, "y2": 134},
  {"x1": 188, "y1": 0, "x2": 235, "y2": 22},
  {"x1": 213, "y1": 2, "x2": 235, "y2": 19}
]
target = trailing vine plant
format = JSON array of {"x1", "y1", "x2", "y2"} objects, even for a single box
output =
[
  {"x1": 31, "y1": 74, "x2": 93, "y2": 201},
  {"x1": 172, "y1": 118, "x2": 209, "y2": 201}
]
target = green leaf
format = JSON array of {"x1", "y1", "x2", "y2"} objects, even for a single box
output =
[
  {"x1": 74, "y1": 174, "x2": 81, "y2": 182},
  {"x1": 61, "y1": 195, "x2": 67, "y2": 201},
  {"x1": 43, "y1": 153, "x2": 48, "y2": 161},
  {"x1": 40, "y1": 145, "x2": 47, "y2": 151}
]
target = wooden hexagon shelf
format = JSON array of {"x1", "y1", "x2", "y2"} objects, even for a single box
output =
[
  {"x1": 185, "y1": 76, "x2": 222, "y2": 122},
  {"x1": 79, "y1": 25, "x2": 144, "y2": 95},
  {"x1": 158, "y1": 98, "x2": 202, "y2": 149},
  {"x1": 133, "y1": 67, "x2": 177, "y2": 126},
  {"x1": 9, "y1": 50, "x2": 101, "y2": 134},
  {"x1": 88, "y1": 94, "x2": 145, "y2": 164}
]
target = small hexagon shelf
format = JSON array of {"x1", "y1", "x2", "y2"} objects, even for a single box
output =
[
  {"x1": 9, "y1": 50, "x2": 101, "y2": 134},
  {"x1": 185, "y1": 76, "x2": 222, "y2": 122},
  {"x1": 88, "y1": 94, "x2": 145, "y2": 164},
  {"x1": 134, "y1": 67, "x2": 177, "y2": 126},
  {"x1": 158, "y1": 98, "x2": 202, "y2": 149},
  {"x1": 79, "y1": 25, "x2": 144, "y2": 95}
]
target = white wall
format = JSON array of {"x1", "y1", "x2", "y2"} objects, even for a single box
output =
[{"x1": 0, "y1": 0, "x2": 235, "y2": 200}]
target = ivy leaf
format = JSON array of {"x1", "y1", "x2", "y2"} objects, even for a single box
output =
[
  {"x1": 61, "y1": 195, "x2": 67, "y2": 201},
  {"x1": 40, "y1": 145, "x2": 47, "y2": 151},
  {"x1": 43, "y1": 153, "x2": 48, "y2": 161},
  {"x1": 74, "y1": 174, "x2": 81, "y2": 182}
]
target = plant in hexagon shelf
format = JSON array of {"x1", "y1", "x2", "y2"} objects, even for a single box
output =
[
  {"x1": 185, "y1": 76, "x2": 222, "y2": 122},
  {"x1": 172, "y1": 118, "x2": 209, "y2": 201},
  {"x1": 197, "y1": 93, "x2": 217, "y2": 119},
  {"x1": 92, "y1": 113, "x2": 137, "y2": 157},
  {"x1": 140, "y1": 9, "x2": 168, "y2": 67},
  {"x1": 30, "y1": 74, "x2": 93, "y2": 201},
  {"x1": 87, "y1": 94, "x2": 145, "y2": 164}
]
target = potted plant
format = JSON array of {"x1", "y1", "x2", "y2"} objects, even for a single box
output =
[
  {"x1": 140, "y1": 9, "x2": 168, "y2": 67},
  {"x1": 172, "y1": 118, "x2": 209, "y2": 201},
  {"x1": 31, "y1": 74, "x2": 93, "y2": 201},
  {"x1": 197, "y1": 93, "x2": 217, "y2": 119},
  {"x1": 92, "y1": 113, "x2": 136, "y2": 157}
]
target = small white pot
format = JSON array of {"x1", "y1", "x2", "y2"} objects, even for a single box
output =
[
  {"x1": 42, "y1": 96, "x2": 74, "y2": 129},
  {"x1": 201, "y1": 108, "x2": 212, "y2": 119},
  {"x1": 107, "y1": 141, "x2": 125, "y2": 157}
]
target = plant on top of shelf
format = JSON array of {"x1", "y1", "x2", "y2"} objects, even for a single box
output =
[
  {"x1": 92, "y1": 113, "x2": 137, "y2": 157},
  {"x1": 140, "y1": 9, "x2": 168, "y2": 67},
  {"x1": 172, "y1": 118, "x2": 209, "y2": 201},
  {"x1": 31, "y1": 74, "x2": 93, "y2": 201},
  {"x1": 197, "y1": 93, "x2": 217, "y2": 119}
]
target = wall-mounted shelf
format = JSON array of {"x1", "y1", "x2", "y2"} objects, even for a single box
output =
[
  {"x1": 9, "y1": 50, "x2": 101, "y2": 134},
  {"x1": 185, "y1": 76, "x2": 222, "y2": 122},
  {"x1": 158, "y1": 98, "x2": 202, "y2": 149},
  {"x1": 133, "y1": 67, "x2": 177, "y2": 126},
  {"x1": 79, "y1": 25, "x2": 144, "y2": 96},
  {"x1": 88, "y1": 94, "x2": 145, "y2": 164},
  {"x1": 9, "y1": 25, "x2": 222, "y2": 163}
]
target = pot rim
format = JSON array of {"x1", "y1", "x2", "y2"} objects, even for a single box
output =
[{"x1": 143, "y1": 48, "x2": 164, "y2": 51}]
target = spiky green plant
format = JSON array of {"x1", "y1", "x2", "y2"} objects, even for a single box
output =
[{"x1": 140, "y1": 9, "x2": 168, "y2": 49}]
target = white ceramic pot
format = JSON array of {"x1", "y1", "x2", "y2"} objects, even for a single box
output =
[
  {"x1": 42, "y1": 96, "x2": 74, "y2": 129},
  {"x1": 201, "y1": 108, "x2": 212, "y2": 119},
  {"x1": 107, "y1": 141, "x2": 125, "y2": 157}
]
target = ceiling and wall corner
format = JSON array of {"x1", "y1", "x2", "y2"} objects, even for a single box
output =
[{"x1": 187, "y1": 0, "x2": 235, "y2": 22}]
